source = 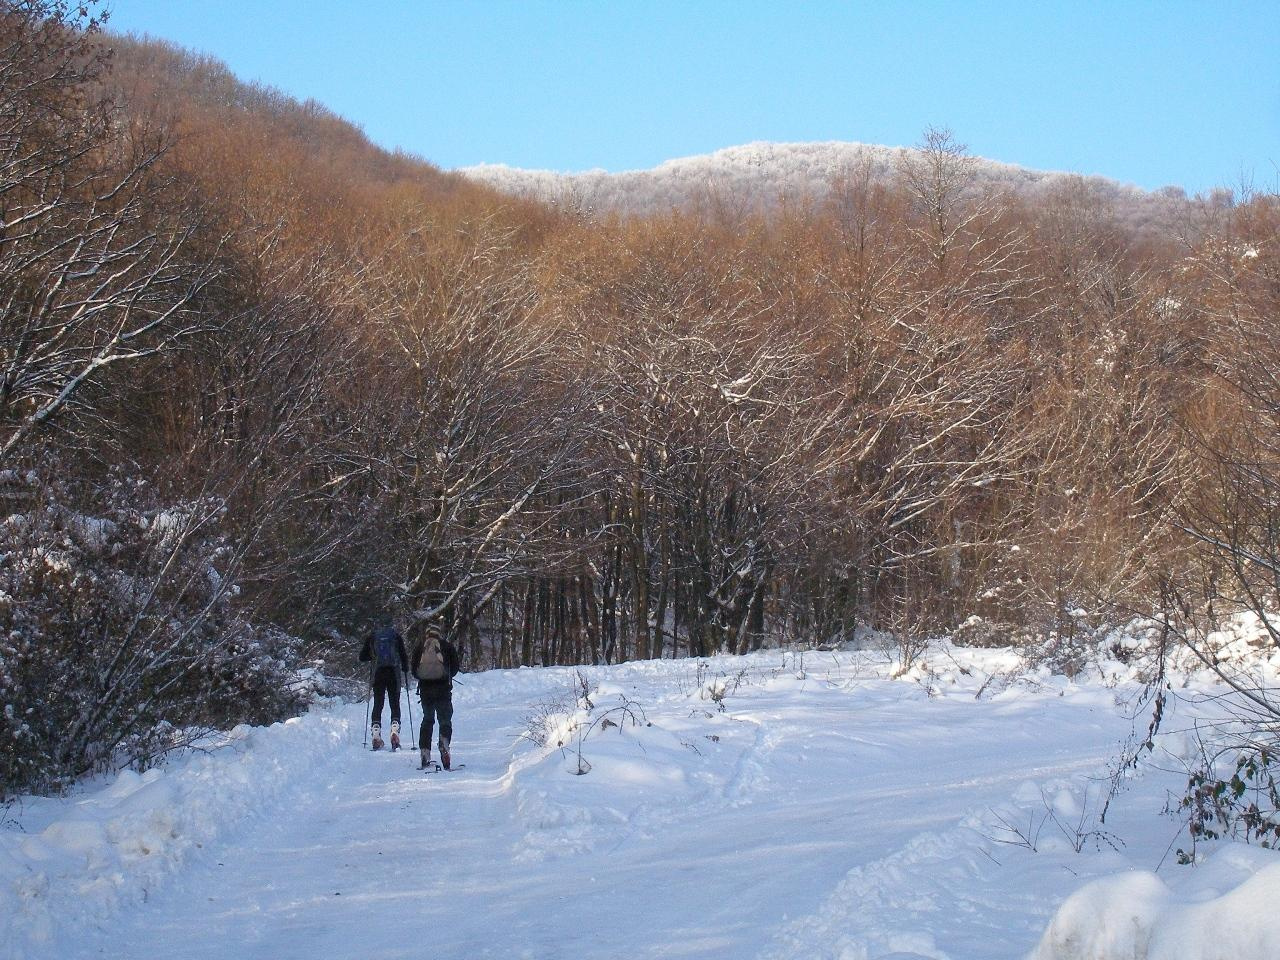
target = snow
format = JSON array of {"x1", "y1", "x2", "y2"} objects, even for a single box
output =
[
  {"x1": 1, "y1": 714, "x2": 348, "y2": 955},
  {"x1": 2, "y1": 646, "x2": 1278, "y2": 960},
  {"x1": 1032, "y1": 846, "x2": 1280, "y2": 960}
]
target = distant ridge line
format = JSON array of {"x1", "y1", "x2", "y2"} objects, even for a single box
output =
[{"x1": 458, "y1": 140, "x2": 1189, "y2": 228}]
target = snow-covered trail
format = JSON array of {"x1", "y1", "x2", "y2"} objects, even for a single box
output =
[
  {"x1": 89, "y1": 694, "x2": 534, "y2": 960},
  {"x1": 30, "y1": 651, "x2": 1162, "y2": 960},
  {"x1": 23, "y1": 648, "x2": 1268, "y2": 960}
]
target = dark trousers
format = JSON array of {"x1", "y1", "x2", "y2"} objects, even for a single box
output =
[
  {"x1": 371, "y1": 666, "x2": 401, "y2": 728},
  {"x1": 419, "y1": 683, "x2": 453, "y2": 749}
]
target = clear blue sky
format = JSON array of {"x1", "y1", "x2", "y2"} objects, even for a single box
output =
[{"x1": 104, "y1": 1, "x2": 1279, "y2": 195}]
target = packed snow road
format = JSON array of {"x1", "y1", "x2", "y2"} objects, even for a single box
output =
[{"x1": 5, "y1": 648, "x2": 1274, "y2": 960}]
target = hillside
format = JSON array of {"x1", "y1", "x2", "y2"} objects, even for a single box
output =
[{"x1": 105, "y1": 33, "x2": 547, "y2": 248}]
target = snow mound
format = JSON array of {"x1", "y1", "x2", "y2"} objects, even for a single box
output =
[
  {"x1": 1032, "y1": 845, "x2": 1280, "y2": 960},
  {"x1": 0, "y1": 704, "x2": 350, "y2": 953},
  {"x1": 510, "y1": 686, "x2": 732, "y2": 862}
]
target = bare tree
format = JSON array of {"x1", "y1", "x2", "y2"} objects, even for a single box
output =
[
  {"x1": 355, "y1": 218, "x2": 582, "y2": 646},
  {"x1": 0, "y1": 2, "x2": 224, "y2": 465}
]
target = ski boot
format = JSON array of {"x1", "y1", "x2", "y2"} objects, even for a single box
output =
[
  {"x1": 419, "y1": 747, "x2": 431, "y2": 771},
  {"x1": 390, "y1": 720, "x2": 401, "y2": 752},
  {"x1": 371, "y1": 723, "x2": 384, "y2": 751},
  {"x1": 438, "y1": 737, "x2": 451, "y2": 771}
]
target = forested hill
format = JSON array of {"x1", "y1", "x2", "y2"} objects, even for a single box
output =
[
  {"x1": 105, "y1": 34, "x2": 544, "y2": 238},
  {"x1": 460, "y1": 138, "x2": 1196, "y2": 234},
  {"x1": 2, "y1": 4, "x2": 1277, "y2": 806}
]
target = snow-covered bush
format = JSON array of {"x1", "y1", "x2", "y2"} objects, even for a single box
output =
[
  {"x1": 951, "y1": 614, "x2": 1019, "y2": 648},
  {"x1": 521, "y1": 670, "x2": 594, "y2": 749},
  {"x1": 0, "y1": 468, "x2": 307, "y2": 797},
  {"x1": 520, "y1": 670, "x2": 651, "y2": 776},
  {"x1": 1020, "y1": 611, "x2": 1109, "y2": 679}
]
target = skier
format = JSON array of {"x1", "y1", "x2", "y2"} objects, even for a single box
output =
[
  {"x1": 411, "y1": 623, "x2": 461, "y2": 770},
  {"x1": 359, "y1": 619, "x2": 409, "y2": 751}
]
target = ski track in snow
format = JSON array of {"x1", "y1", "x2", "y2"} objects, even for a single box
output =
[{"x1": 4, "y1": 649, "x2": 1274, "y2": 960}]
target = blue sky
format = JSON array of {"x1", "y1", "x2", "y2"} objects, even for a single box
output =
[{"x1": 104, "y1": 1, "x2": 1279, "y2": 195}]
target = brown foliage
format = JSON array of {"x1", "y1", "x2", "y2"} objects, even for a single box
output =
[{"x1": 4, "y1": 5, "x2": 1279, "y2": 794}]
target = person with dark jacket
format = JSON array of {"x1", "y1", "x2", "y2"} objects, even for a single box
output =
[
  {"x1": 359, "y1": 621, "x2": 409, "y2": 751},
  {"x1": 410, "y1": 624, "x2": 461, "y2": 769}
]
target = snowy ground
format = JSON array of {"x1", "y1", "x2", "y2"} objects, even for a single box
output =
[{"x1": 3, "y1": 645, "x2": 1278, "y2": 960}]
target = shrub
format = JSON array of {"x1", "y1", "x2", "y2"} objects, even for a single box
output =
[{"x1": 0, "y1": 467, "x2": 307, "y2": 797}]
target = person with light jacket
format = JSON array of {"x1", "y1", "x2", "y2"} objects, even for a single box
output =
[{"x1": 411, "y1": 624, "x2": 461, "y2": 769}]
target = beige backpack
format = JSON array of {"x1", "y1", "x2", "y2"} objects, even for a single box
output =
[{"x1": 415, "y1": 634, "x2": 446, "y2": 681}]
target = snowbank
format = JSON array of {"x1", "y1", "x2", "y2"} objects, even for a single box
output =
[
  {"x1": 1031, "y1": 845, "x2": 1280, "y2": 960},
  {"x1": 0, "y1": 704, "x2": 350, "y2": 958}
]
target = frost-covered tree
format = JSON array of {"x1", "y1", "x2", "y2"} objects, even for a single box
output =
[
  {"x1": 0, "y1": 1, "x2": 221, "y2": 466},
  {"x1": 1155, "y1": 194, "x2": 1280, "y2": 848}
]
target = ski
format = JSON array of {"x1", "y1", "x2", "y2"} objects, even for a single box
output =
[{"x1": 421, "y1": 762, "x2": 465, "y2": 773}]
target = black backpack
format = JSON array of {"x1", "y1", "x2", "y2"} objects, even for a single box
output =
[{"x1": 372, "y1": 627, "x2": 399, "y2": 668}]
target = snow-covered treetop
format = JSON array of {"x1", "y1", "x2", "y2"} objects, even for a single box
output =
[{"x1": 458, "y1": 140, "x2": 1187, "y2": 230}]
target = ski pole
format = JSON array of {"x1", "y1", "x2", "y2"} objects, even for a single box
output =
[
  {"x1": 362, "y1": 673, "x2": 372, "y2": 748},
  {"x1": 406, "y1": 675, "x2": 417, "y2": 749}
]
